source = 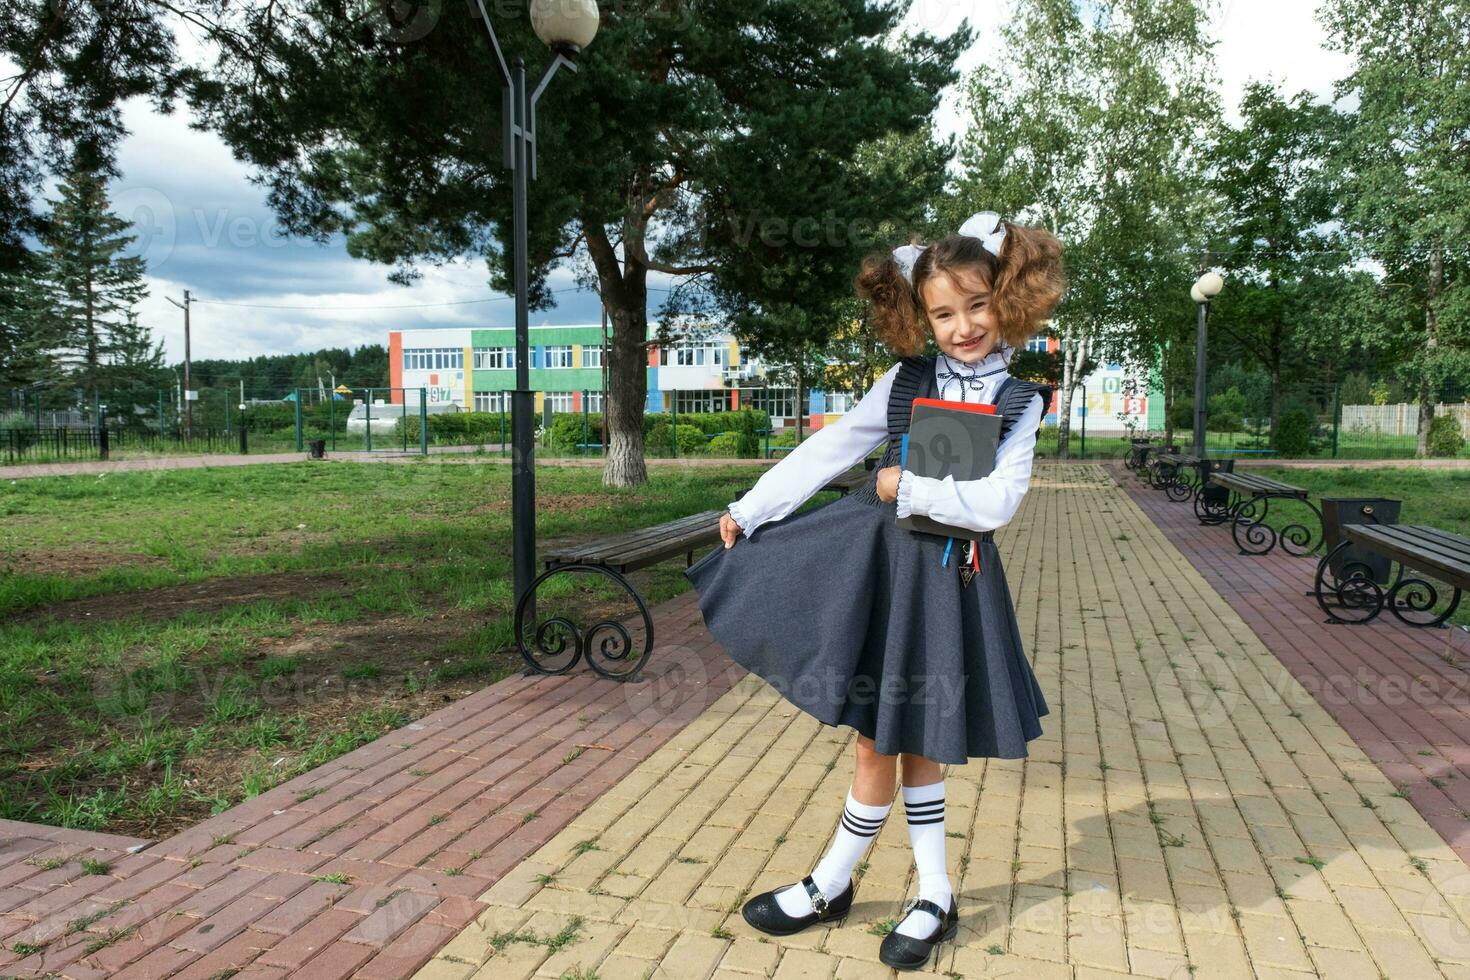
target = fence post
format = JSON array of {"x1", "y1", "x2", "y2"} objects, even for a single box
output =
[
  {"x1": 1080, "y1": 384, "x2": 1087, "y2": 460},
  {"x1": 419, "y1": 390, "x2": 428, "y2": 455},
  {"x1": 500, "y1": 410, "x2": 506, "y2": 457},
  {"x1": 329, "y1": 392, "x2": 337, "y2": 452},
  {"x1": 1331, "y1": 381, "x2": 1341, "y2": 459},
  {"x1": 582, "y1": 400, "x2": 589, "y2": 456},
  {"x1": 98, "y1": 403, "x2": 109, "y2": 461},
  {"x1": 158, "y1": 390, "x2": 166, "y2": 444},
  {"x1": 295, "y1": 393, "x2": 304, "y2": 452},
  {"x1": 671, "y1": 391, "x2": 678, "y2": 459},
  {"x1": 365, "y1": 389, "x2": 373, "y2": 453}
]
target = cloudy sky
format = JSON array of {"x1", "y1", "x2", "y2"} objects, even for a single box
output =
[{"x1": 109, "y1": 0, "x2": 1353, "y2": 365}]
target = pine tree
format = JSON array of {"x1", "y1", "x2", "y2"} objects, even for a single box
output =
[
  {"x1": 0, "y1": 250, "x2": 62, "y2": 390},
  {"x1": 39, "y1": 168, "x2": 153, "y2": 397}
]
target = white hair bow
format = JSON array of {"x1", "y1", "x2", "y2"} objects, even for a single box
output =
[{"x1": 891, "y1": 211, "x2": 1008, "y2": 286}]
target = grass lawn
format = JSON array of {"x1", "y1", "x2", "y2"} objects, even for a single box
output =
[{"x1": 0, "y1": 459, "x2": 775, "y2": 838}]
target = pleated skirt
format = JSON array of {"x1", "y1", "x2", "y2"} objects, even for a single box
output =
[{"x1": 683, "y1": 490, "x2": 1048, "y2": 765}]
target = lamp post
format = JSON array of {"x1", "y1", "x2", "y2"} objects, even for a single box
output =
[
  {"x1": 1191, "y1": 272, "x2": 1224, "y2": 458},
  {"x1": 474, "y1": 0, "x2": 599, "y2": 618},
  {"x1": 238, "y1": 403, "x2": 248, "y2": 454}
]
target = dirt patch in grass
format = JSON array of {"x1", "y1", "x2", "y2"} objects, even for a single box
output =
[
  {"x1": 8, "y1": 611, "x2": 530, "y2": 840},
  {"x1": 15, "y1": 571, "x2": 355, "y2": 626},
  {"x1": 0, "y1": 548, "x2": 169, "y2": 578},
  {"x1": 469, "y1": 491, "x2": 615, "y2": 516}
]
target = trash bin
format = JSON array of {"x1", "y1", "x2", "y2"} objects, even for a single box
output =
[
  {"x1": 308, "y1": 439, "x2": 327, "y2": 460},
  {"x1": 1321, "y1": 497, "x2": 1402, "y2": 585},
  {"x1": 1197, "y1": 457, "x2": 1234, "y2": 507}
]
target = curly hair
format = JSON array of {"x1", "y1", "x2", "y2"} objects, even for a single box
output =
[{"x1": 854, "y1": 222, "x2": 1066, "y2": 358}]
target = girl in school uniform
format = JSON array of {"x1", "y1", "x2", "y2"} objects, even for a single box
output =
[{"x1": 683, "y1": 212, "x2": 1066, "y2": 970}]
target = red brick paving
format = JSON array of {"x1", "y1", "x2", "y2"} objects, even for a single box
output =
[
  {"x1": 1111, "y1": 461, "x2": 1470, "y2": 862},
  {"x1": 0, "y1": 591, "x2": 744, "y2": 978}
]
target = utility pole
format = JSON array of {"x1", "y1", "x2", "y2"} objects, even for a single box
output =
[{"x1": 166, "y1": 289, "x2": 193, "y2": 437}]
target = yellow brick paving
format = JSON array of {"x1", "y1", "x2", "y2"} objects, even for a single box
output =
[{"x1": 417, "y1": 465, "x2": 1470, "y2": 980}]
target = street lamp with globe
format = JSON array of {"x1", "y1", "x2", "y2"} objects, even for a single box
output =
[
  {"x1": 472, "y1": 0, "x2": 600, "y2": 628},
  {"x1": 1191, "y1": 271, "x2": 1224, "y2": 457}
]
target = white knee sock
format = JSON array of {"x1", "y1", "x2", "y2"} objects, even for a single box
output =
[
  {"x1": 775, "y1": 787, "x2": 892, "y2": 917},
  {"x1": 896, "y1": 779, "x2": 953, "y2": 939}
]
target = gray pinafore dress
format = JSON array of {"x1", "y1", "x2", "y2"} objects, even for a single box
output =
[{"x1": 683, "y1": 354, "x2": 1051, "y2": 764}]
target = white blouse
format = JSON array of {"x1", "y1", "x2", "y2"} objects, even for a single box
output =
[{"x1": 726, "y1": 350, "x2": 1046, "y2": 538}]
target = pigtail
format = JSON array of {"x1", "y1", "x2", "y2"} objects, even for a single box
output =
[
  {"x1": 990, "y1": 223, "x2": 1066, "y2": 349},
  {"x1": 854, "y1": 251, "x2": 928, "y2": 357}
]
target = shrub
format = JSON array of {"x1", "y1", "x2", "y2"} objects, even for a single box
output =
[
  {"x1": 646, "y1": 419, "x2": 707, "y2": 454},
  {"x1": 1273, "y1": 408, "x2": 1316, "y2": 457},
  {"x1": 1168, "y1": 398, "x2": 1193, "y2": 433},
  {"x1": 1207, "y1": 387, "x2": 1247, "y2": 433},
  {"x1": 1427, "y1": 413, "x2": 1466, "y2": 457},
  {"x1": 705, "y1": 432, "x2": 743, "y2": 455}
]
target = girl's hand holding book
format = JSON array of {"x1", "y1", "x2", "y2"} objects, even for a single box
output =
[{"x1": 875, "y1": 465, "x2": 902, "y2": 503}]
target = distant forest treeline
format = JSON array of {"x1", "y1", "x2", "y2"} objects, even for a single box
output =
[{"x1": 184, "y1": 345, "x2": 391, "y2": 398}]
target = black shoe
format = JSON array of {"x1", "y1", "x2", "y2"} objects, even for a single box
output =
[
  {"x1": 879, "y1": 894, "x2": 959, "y2": 971},
  {"x1": 741, "y1": 875, "x2": 854, "y2": 936}
]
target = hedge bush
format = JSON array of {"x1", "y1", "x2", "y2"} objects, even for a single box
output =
[
  {"x1": 1273, "y1": 408, "x2": 1316, "y2": 457},
  {"x1": 1427, "y1": 413, "x2": 1467, "y2": 457}
]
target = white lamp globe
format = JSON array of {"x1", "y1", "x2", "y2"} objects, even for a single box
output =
[
  {"x1": 1190, "y1": 283, "x2": 1207, "y2": 304},
  {"x1": 1197, "y1": 272, "x2": 1225, "y2": 298},
  {"x1": 531, "y1": 0, "x2": 600, "y2": 50}
]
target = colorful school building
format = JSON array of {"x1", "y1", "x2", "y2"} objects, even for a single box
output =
[{"x1": 386, "y1": 325, "x2": 1163, "y2": 434}]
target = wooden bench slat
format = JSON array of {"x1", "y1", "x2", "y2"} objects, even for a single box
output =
[
  {"x1": 1210, "y1": 472, "x2": 1307, "y2": 497},
  {"x1": 544, "y1": 511, "x2": 724, "y2": 564},
  {"x1": 1341, "y1": 524, "x2": 1470, "y2": 588},
  {"x1": 1348, "y1": 524, "x2": 1470, "y2": 567}
]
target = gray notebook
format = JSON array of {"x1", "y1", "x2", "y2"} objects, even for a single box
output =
[{"x1": 896, "y1": 396, "x2": 1004, "y2": 538}]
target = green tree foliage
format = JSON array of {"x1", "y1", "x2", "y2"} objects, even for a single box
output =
[
  {"x1": 186, "y1": 345, "x2": 390, "y2": 396},
  {"x1": 953, "y1": 0, "x2": 1218, "y2": 457},
  {"x1": 187, "y1": 1, "x2": 970, "y2": 486},
  {"x1": 0, "y1": 252, "x2": 61, "y2": 389},
  {"x1": 1205, "y1": 80, "x2": 1353, "y2": 442},
  {"x1": 38, "y1": 168, "x2": 159, "y2": 396},
  {"x1": 1318, "y1": 0, "x2": 1470, "y2": 456},
  {"x1": 0, "y1": 0, "x2": 191, "y2": 271}
]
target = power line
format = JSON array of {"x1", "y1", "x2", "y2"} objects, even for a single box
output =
[{"x1": 186, "y1": 279, "x2": 711, "y2": 313}]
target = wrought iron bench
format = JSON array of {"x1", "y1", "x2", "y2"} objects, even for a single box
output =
[
  {"x1": 1314, "y1": 524, "x2": 1468, "y2": 628},
  {"x1": 1141, "y1": 446, "x2": 1184, "y2": 491},
  {"x1": 1124, "y1": 439, "x2": 1154, "y2": 472},
  {"x1": 1206, "y1": 471, "x2": 1323, "y2": 557},
  {"x1": 515, "y1": 464, "x2": 873, "y2": 681}
]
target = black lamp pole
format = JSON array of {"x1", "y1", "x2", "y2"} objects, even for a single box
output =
[
  {"x1": 1193, "y1": 297, "x2": 1208, "y2": 458},
  {"x1": 473, "y1": 0, "x2": 583, "y2": 619}
]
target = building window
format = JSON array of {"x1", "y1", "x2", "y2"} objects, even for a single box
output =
[
  {"x1": 474, "y1": 347, "x2": 515, "y2": 370},
  {"x1": 545, "y1": 391, "x2": 575, "y2": 412},
  {"x1": 1025, "y1": 335, "x2": 1050, "y2": 354},
  {"x1": 673, "y1": 390, "x2": 728, "y2": 414},
  {"x1": 473, "y1": 391, "x2": 509, "y2": 413},
  {"x1": 404, "y1": 347, "x2": 462, "y2": 371},
  {"x1": 662, "y1": 341, "x2": 727, "y2": 368},
  {"x1": 826, "y1": 392, "x2": 857, "y2": 413},
  {"x1": 581, "y1": 346, "x2": 603, "y2": 368},
  {"x1": 545, "y1": 345, "x2": 573, "y2": 368},
  {"x1": 743, "y1": 388, "x2": 798, "y2": 419}
]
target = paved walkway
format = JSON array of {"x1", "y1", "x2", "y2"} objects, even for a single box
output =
[
  {"x1": 1114, "y1": 462, "x2": 1470, "y2": 862},
  {"x1": 8, "y1": 463, "x2": 1470, "y2": 978},
  {"x1": 0, "y1": 633, "x2": 745, "y2": 978},
  {"x1": 410, "y1": 464, "x2": 1470, "y2": 979}
]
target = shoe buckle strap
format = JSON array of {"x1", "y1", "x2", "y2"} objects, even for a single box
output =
[
  {"x1": 901, "y1": 896, "x2": 946, "y2": 921},
  {"x1": 802, "y1": 876, "x2": 828, "y2": 915}
]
